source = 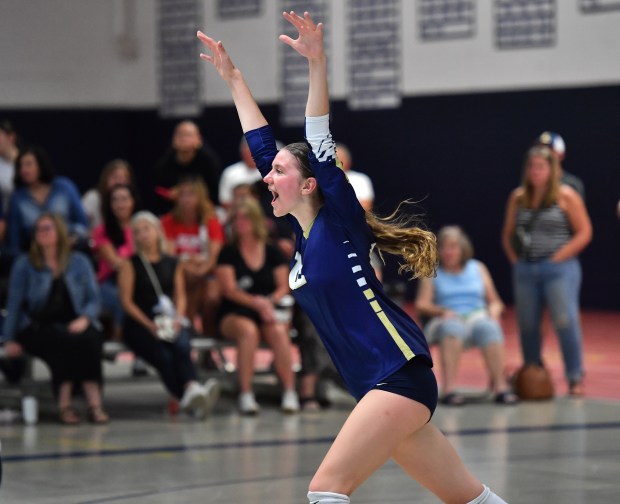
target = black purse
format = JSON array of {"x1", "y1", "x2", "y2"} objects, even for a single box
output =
[{"x1": 511, "y1": 208, "x2": 541, "y2": 258}]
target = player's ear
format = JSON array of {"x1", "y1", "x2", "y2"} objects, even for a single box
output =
[{"x1": 301, "y1": 177, "x2": 318, "y2": 195}]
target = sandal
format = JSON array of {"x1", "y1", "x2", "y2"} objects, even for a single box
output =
[
  {"x1": 568, "y1": 380, "x2": 585, "y2": 397},
  {"x1": 494, "y1": 391, "x2": 518, "y2": 405},
  {"x1": 59, "y1": 406, "x2": 81, "y2": 425},
  {"x1": 300, "y1": 397, "x2": 321, "y2": 412},
  {"x1": 440, "y1": 392, "x2": 466, "y2": 406},
  {"x1": 87, "y1": 406, "x2": 110, "y2": 424}
]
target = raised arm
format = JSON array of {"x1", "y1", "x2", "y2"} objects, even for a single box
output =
[
  {"x1": 197, "y1": 32, "x2": 267, "y2": 133},
  {"x1": 279, "y1": 11, "x2": 328, "y2": 117}
]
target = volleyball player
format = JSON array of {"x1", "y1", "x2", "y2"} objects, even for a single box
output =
[{"x1": 198, "y1": 11, "x2": 508, "y2": 504}]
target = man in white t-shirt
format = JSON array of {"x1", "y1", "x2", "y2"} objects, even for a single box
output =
[
  {"x1": 335, "y1": 143, "x2": 375, "y2": 211},
  {"x1": 218, "y1": 137, "x2": 263, "y2": 210}
]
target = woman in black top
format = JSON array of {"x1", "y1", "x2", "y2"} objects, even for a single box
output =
[
  {"x1": 216, "y1": 198, "x2": 298, "y2": 414},
  {"x1": 3, "y1": 213, "x2": 107, "y2": 424},
  {"x1": 118, "y1": 211, "x2": 219, "y2": 419}
]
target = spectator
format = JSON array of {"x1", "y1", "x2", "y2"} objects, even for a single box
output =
[
  {"x1": 82, "y1": 159, "x2": 136, "y2": 229},
  {"x1": 335, "y1": 143, "x2": 375, "y2": 211},
  {"x1": 160, "y1": 178, "x2": 224, "y2": 336},
  {"x1": 415, "y1": 226, "x2": 517, "y2": 405},
  {"x1": 91, "y1": 184, "x2": 137, "y2": 340},
  {"x1": 7, "y1": 146, "x2": 88, "y2": 254},
  {"x1": 536, "y1": 131, "x2": 585, "y2": 200},
  {"x1": 154, "y1": 120, "x2": 221, "y2": 214},
  {"x1": 335, "y1": 142, "x2": 383, "y2": 281},
  {"x1": 0, "y1": 120, "x2": 19, "y2": 213},
  {"x1": 2, "y1": 213, "x2": 108, "y2": 424},
  {"x1": 118, "y1": 211, "x2": 219, "y2": 418},
  {"x1": 216, "y1": 198, "x2": 299, "y2": 414},
  {"x1": 227, "y1": 183, "x2": 329, "y2": 411},
  {"x1": 218, "y1": 137, "x2": 263, "y2": 210},
  {"x1": 501, "y1": 145, "x2": 592, "y2": 396}
]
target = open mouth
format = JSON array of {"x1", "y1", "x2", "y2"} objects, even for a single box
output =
[{"x1": 270, "y1": 188, "x2": 279, "y2": 204}]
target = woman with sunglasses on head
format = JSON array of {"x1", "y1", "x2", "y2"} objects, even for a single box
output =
[
  {"x1": 3, "y1": 213, "x2": 107, "y2": 424},
  {"x1": 198, "y1": 11, "x2": 508, "y2": 504}
]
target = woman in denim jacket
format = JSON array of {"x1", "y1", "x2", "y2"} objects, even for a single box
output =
[{"x1": 3, "y1": 213, "x2": 108, "y2": 424}]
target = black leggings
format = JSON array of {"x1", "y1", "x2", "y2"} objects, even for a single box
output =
[
  {"x1": 17, "y1": 323, "x2": 103, "y2": 392},
  {"x1": 123, "y1": 321, "x2": 198, "y2": 399}
]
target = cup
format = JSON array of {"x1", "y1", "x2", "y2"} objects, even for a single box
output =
[{"x1": 22, "y1": 396, "x2": 38, "y2": 425}]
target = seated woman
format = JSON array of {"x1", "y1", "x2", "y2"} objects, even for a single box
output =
[
  {"x1": 2, "y1": 213, "x2": 108, "y2": 424},
  {"x1": 91, "y1": 184, "x2": 137, "y2": 340},
  {"x1": 416, "y1": 226, "x2": 517, "y2": 405},
  {"x1": 216, "y1": 198, "x2": 299, "y2": 414},
  {"x1": 82, "y1": 159, "x2": 136, "y2": 230},
  {"x1": 118, "y1": 211, "x2": 219, "y2": 419},
  {"x1": 160, "y1": 177, "x2": 224, "y2": 336},
  {"x1": 7, "y1": 146, "x2": 88, "y2": 254}
]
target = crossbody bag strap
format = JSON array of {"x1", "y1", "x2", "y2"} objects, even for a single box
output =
[
  {"x1": 138, "y1": 254, "x2": 164, "y2": 298},
  {"x1": 523, "y1": 207, "x2": 542, "y2": 231}
]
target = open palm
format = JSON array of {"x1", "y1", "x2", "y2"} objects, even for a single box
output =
[{"x1": 279, "y1": 11, "x2": 324, "y2": 59}]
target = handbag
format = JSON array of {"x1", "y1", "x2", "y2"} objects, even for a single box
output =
[
  {"x1": 513, "y1": 363, "x2": 554, "y2": 400},
  {"x1": 511, "y1": 208, "x2": 541, "y2": 258},
  {"x1": 138, "y1": 255, "x2": 180, "y2": 342}
]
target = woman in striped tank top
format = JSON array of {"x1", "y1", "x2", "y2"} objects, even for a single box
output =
[{"x1": 501, "y1": 145, "x2": 592, "y2": 396}]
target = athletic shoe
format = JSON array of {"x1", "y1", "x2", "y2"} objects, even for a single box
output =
[
  {"x1": 238, "y1": 392, "x2": 260, "y2": 415},
  {"x1": 202, "y1": 378, "x2": 221, "y2": 419},
  {"x1": 180, "y1": 382, "x2": 208, "y2": 418},
  {"x1": 281, "y1": 389, "x2": 300, "y2": 414}
]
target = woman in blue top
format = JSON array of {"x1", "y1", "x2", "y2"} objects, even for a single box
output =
[
  {"x1": 198, "y1": 11, "x2": 507, "y2": 504},
  {"x1": 416, "y1": 226, "x2": 516, "y2": 406},
  {"x1": 7, "y1": 146, "x2": 88, "y2": 254}
]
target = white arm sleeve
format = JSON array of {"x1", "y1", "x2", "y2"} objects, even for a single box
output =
[{"x1": 305, "y1": 114, "x2": 336, "y2": 163}]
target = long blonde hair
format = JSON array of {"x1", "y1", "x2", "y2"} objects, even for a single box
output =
[
  {"x1": 518, "y1": 145, "x2": 561, "y2": 209},
  {"x1": 228, "y1": 198, "x2": 269, "y2": 244},
  {"x1": 283, "y1": 142, "x2": 437, "y2": 278},
  {"x1": 29, "y1": 213, "x2": 71, "y2": 271},
  {"x1": 365, "y1": 203, "x2": 437, "y2": 279},
  {"x1": 172, "y1": 177, "x2": 216, "y2": 224}
]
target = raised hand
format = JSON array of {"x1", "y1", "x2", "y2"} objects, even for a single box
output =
[
  {"x1": 279, "y1": 11, "x2": 325, "y2": 60},
  {"x1": 197, "y1": 31, "x2": 238, "y2": 83}
]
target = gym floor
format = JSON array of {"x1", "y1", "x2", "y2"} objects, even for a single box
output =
[{"x1": 1, "y1": 308, "x2": 619, "y2": 503}]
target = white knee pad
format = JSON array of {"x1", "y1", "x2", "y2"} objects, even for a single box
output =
[
  {"x1": 307, "y1": 491, "x2": 350, "y2": 503},
  {"x1": 467, "y1": 485, "x2": 508, "y2": 504}
]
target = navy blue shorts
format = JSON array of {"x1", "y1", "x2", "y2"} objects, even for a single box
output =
[{"x1": 371, "y1": 358, "x2": 438, "y2": 419}]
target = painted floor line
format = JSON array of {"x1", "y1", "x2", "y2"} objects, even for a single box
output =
[{"x1": 3, "y1": 421, "x2": 620, "y2": 464}]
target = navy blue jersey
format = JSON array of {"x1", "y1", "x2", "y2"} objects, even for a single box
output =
[{"x1": 245, "y1": 118, "x2": 432, "y2": 400}]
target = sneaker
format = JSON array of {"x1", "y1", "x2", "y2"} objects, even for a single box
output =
[
  {"x1": 281, "y1": 389, "x2": 300, "y2": 414},
  {"x1": 180, "y1": 382, "x2": 208, "y2": 418},
  {"x1": 238, "y1": 392, "x2": 260, "y2": 415},
  {"x1": 202, "y1": 378, "x2": 221, "y2": 418}
]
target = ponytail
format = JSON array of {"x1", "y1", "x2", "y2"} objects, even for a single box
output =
[
  {"x1": 365, "y1": 202, "x2": 437, "y2": 279},
  {"x1": 283, "y1": 142, "x2": 437, "y2": 278}
]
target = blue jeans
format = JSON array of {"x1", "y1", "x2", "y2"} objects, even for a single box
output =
[
  {"x1": 513, "y1": 258, "x2": 584, "y2": 382},
  {"x1": 100, "y1": 279, "x2": 124, "y2": 327}
]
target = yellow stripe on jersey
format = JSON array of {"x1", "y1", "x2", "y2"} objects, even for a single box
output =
[
  {"x1": 377, "y1": 312, "x2": 415, "y2": 360},
  {"x1": 361, "y1": 284, "x2": 415, "y2": 360}
]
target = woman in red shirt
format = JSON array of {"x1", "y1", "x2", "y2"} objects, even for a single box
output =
[{"x1": 160, "y1": 177, "x2": 224, "y2": 335}]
